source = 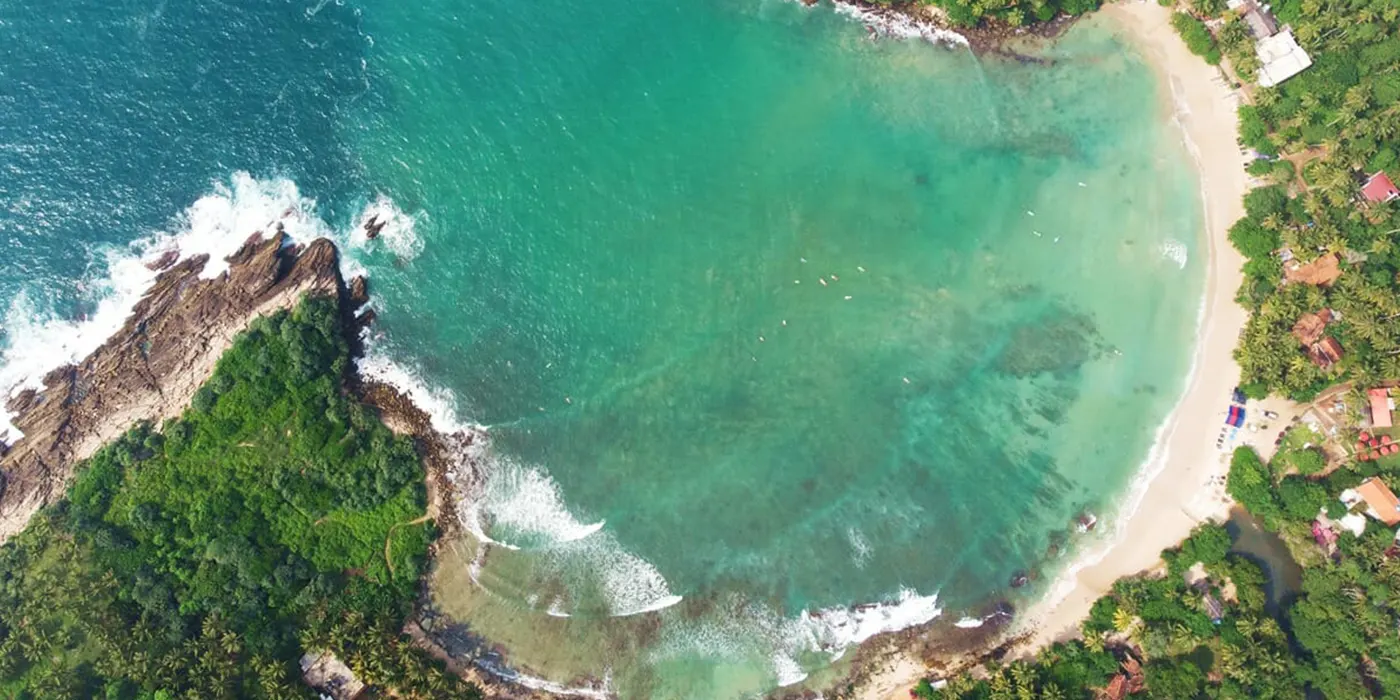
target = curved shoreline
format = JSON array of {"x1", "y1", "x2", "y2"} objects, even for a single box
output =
[{"x1": 847, "y1": 3, "x2": 1252, "y2": 697}]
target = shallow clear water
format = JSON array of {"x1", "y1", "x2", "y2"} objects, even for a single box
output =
[{"x1": 0, "y1": 0, "x2": 1205, "y2": 696}]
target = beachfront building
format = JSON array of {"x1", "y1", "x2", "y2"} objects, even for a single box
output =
[
  {"x1": 1227, "y1": 0, "x2": 1312, "y2": 87},
  {"x1": 1257, "y1": 31, "x2": 1313, "y2": 87},
  {"x1": 1362, "y1": 171, "x2": 1400, "y2": 204},
  {"x1": 1340, "y1": 477, "x2": 1400, "y2": 526},
  {"x1": 1284, "y1": 252, "x2": 1343, "y2": 287},
  {"x1": 1370, "y1": 387, "x2": 1393, "y2": 429}
]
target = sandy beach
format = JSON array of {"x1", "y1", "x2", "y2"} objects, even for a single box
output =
[
  {"x1": 1016, "y1": 0, "x2": 1252, "y2": 648},
  {"x1": 856, "y1": 2, "x2": 1253, "y2": 696}
]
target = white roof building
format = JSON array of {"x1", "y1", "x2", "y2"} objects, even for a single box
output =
[{"x1": 1257, "y1": 29, "x2": 1313, "y2": 87}]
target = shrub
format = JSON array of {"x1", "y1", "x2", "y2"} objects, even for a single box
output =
[{"x1": 1171, "y1": 13, "x2": 1221, "y2": 65}]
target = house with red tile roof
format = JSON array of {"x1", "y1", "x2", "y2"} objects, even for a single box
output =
[
  {"x1": 1370, "y1": 388, "x2": 1393, "y2": 429},
  {"x1": 1341, "y1": 477, "x2": 1400, "y2": 526},
  {"x1": 1363, "y1": 172, "x2": 1400, "y2": 203}
]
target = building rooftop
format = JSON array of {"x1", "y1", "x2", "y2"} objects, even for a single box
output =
[
  {"x1": 1356, "y1": 477, "x2": 1400, "y2": 526},
  {"x1": 1243, "y1": 3, "x2": 1279, "y2": 38},
  {"x1": 1284, "y1": 253, "x2": 1342, "y2": 286},
  {"x1": 1363, "y1": 172, "x2": 1400, "y2": 203},
  {"x1": 1292, "y1": 309, "x2": 1333, "y2": 346},
  {"x1": 1371, "y1": 388, "x2": 1393, "y2": 429},
  {"x1": 1258, "y1": 30, "x2": 1313, "y2": 87},
  {"x1": 1308, "y1": 336, "x2": 1344, "y2": 369}
]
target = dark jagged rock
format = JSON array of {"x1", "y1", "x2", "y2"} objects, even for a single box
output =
[
  {"x1": 348, "y1": 275, "x2": 370, "y2": 308},
  {"x1": 364, "y1": 216, "x2": 386, "y2": 240},
  {"x1": 0, "y1": 232, "x2": 343, "y2": 539}
]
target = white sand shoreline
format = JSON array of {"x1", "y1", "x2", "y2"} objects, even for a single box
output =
[{"x1": 854, "y1": 2, "x2": 1253, "y2": 696}]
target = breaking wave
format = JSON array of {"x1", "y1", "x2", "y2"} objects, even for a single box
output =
[
  {"x1": 0, "y1": 173, "x2": 338, "y2": 444},
  {"x1": 354, "y1": 351, "x2": 685, "y2": 619},
  {"x1": 830, "y1": 0, "x2": 969, "y2": 47},
  {"x1": 351, "y1": 193, "x2": 426, "y2": 260},
  {"x1": 790, "y1": 587, "x2": 942, "y2": 654}
]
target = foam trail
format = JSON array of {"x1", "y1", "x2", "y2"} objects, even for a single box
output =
[
  {"x1": 475, "y1": 659, "x2": 612, "y2": 700},
  {"x1": 954, "y1": 616, "x2": 984, "y2": 629},
  {"x1": 0, "y1": 172, "x2": 337, "y2": 445},
  {"x1": 773, "y1": 652, "x2": 809, "y2": 687},
  {"x1": 846, "y1": 526, "x2": 872, "y2": 569}
]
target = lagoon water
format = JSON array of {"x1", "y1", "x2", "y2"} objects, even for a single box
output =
[{"x1": 0, "y1": 0, "x2": 1205, "y2": 696}]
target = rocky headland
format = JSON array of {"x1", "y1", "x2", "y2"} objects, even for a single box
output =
[
  {"x1": 0, "y1": 230, "x2": 552, "y2": 698},
  {"x1": 0, "y1": 231, "x2": 366, "y2": 540}
]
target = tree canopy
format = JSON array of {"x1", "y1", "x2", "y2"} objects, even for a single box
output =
[{"x1": 0, "y1": 297, "x2": 479, "y2": 699}]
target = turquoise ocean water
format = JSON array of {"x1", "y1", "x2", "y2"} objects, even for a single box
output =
[{"x1": 0, "y1": 0, "x2": 1205, "y2": 696}]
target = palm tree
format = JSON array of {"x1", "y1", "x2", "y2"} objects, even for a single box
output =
[
  {"x1": 1112, "y1": 608, "x2": 1136, "y2": 635},
  {"x1": 1168, "y1": 623, "x2": 1198, "y2": 654}
]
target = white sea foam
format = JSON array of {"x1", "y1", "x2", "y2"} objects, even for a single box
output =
[
  {"x1": 352, "y1": 194, "x2": 426, "y2": 260},
  {"x1": 540, "y1": 527, "x2": 682, "y2": 617},
  {"x1": 846, "y1": 526, "x2": 872, "y2": 569},
  {"x1": 788, "y1": 588, "x2": 942, "y2": 654},
  {"x1": 772, "y1": 652, "x2": 809, "y2": 687},
  {"x1": 830, "y1": 0, "x2": 969, "y2": 47},
  {"x1": 954, "y1": 616, "x2": 984, "y2": 629},
  {"x1": 1160, "y1": 238, "x2": 1188, "y2": 269},
  {"x1": 475, "y1": 658, "x2": 613, "y2": 700},
  {"x1": 0, "y1": 172, "x2": 337, "y2": 445},
  {"x1": 363, "y1": 370, "x2": 686, "y2": 618},
  {"x1": 479, "y1": 461, "x2": 607, "y2": 547},
  {"x1": 356, "y1": 349, "x2": 469, "y2": 434}
]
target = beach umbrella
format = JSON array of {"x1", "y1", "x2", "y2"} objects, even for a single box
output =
[
  {"x1": 1371, "y1": 438, "x2": 1382, "y2": 448},
  {"x1": 1360, "y1": 453, "x2": 1370, "y2": 461},
  {"x1": 1362, "y1": 431, "x2": 1373, "y2": 442},
  {"x1": 1359, "y1": 441, "x2": 1369, "y2": 452},
  {"x1": 1384, "y1": 435, "x2": 1394, "y2": 445}
]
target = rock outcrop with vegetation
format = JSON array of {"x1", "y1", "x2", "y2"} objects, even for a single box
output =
[
  {"x1": 0, "y1": 231, "x2": 356, "y2": 540},
  {"x1": 0, "y1": 293, "x2": 481, "y2": 698}
]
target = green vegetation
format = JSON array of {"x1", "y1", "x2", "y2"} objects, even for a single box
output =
[
  {"x1": 919, "y1": 442, "x2": 1400, "y2": 698},
  {"x1": 1273, "y1": 425, "x2": 1329, "y2": 476},
  {"x1": 1171, "y1": 12, "x2": 1221, "y2": 65},
  {"x1": 918, "y1": 521, "x2": 1298, "y2": 698},
  {"x1": 871, "y1": 0, "x2": 1103, "y2": 29},
  {"x1": 1216, "y1": 1, "x2": 1400, "y2": 399},
  {"x1": 0, "y1": 297, "x2": 480, "y2": 699},
  {"x1": 919, "y1": 1, "x2": 1400, "y2": 693}
]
